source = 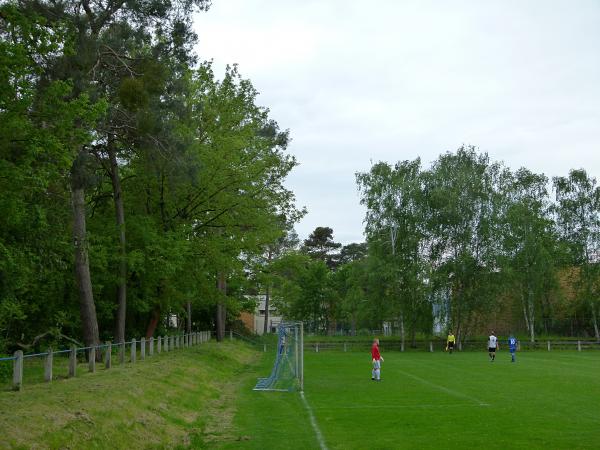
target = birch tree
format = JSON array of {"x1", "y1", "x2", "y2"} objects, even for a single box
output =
[{"x1": 554, "y1": 169, "x2": 600, "y2": 341}]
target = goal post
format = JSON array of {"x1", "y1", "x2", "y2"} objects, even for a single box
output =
[{"x1": 254, "y1": 321, "x2": 304, "y2": 392}]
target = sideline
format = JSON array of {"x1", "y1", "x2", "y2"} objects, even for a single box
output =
[
  {"x1": 300, "y1": 391, "x2": 328, "y2": 450},
  {"x1": 397, "y1": 369, "x2": 490, "y2": 407}
]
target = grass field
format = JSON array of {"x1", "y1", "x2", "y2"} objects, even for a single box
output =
[
  {"x1": 227, "y1": 347, "x2": 600, "y2": 450},
  {"x1": 1, "y1": 342, "x2": 599, "y2": 449}
]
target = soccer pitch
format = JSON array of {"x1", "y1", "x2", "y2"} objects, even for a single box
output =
[{"x1": 230, "y1": 349, "x2": 600, "y2": 449}]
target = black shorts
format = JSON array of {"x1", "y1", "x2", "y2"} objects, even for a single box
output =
[
  {"x1": 448, "y1": 342, "x2": 454, "y2": 348},
  {"x1": 488, "y1": 347, "x2": 496, "y2": 353}
]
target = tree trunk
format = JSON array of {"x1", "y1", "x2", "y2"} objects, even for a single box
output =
[
  {"x1": 71, "y1": 183, "x2": 100, "y2": 348},
  {"x1": 528, "y1": 294, "x2": 535, "y2": 343},
  {"x1": 109, "y1": 144, "x2": 127, "y2": 344},
  {"x1": 521, "y1": 289, "x2": 532, "y2": 342},
  {"x1": 591, "y1": 302, "x2": 600, "y2": 342},
  {"x1": 216, "y1": 272, "x2": 227, "y2": 341},
  {"x1": 186, "y1": 301, "x2": 192, "y2": 333},
  {"x1": 145, "y1": 307, "x2": 160, "y2": 338},
  {"x1": 263, "y1": 285, "x2": 270, "y2": 335},
  {"x1": 399, "y1": 312, "x2": 405, "y2": 352}
]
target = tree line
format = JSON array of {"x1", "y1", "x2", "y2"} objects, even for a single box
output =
[
  {"x1": 268, "y1": 147, "x2": 600, "y2": 346},
  {"x1": 0, "y1": 0, "x2": 303, "y2": 353}
]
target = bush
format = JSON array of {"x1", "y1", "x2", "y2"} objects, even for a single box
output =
[{"x1": 0, "y1": 357, "x2": 12, "y2": 383}]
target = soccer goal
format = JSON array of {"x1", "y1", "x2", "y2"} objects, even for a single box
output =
[{"x1": 253, "y1": 321, "x2": 304, "y2": 392}]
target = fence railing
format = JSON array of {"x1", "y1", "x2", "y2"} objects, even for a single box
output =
[
  {"x1": 4, "y1": 331, "x2": 212, "y2": 391},
  {"x1": 235, "y1": 338, "x2": 600, "y2": 353}
]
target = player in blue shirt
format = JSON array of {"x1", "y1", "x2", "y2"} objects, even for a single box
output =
[{"x1": 508, "y1": 335, "x2": 518, "y2": 362}]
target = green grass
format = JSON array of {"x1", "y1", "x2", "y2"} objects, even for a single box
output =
[
  {"x1": 0, "y1": 342, "x2": 261, "y2": 449},
  {"x1": 2, "y1": 342, "x2": 600, "y2": 449},
  {"x1": 228, "y1": 349, "x2": 600, "y2": 450}
]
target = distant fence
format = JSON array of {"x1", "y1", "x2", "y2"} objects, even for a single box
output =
[
  {"x1": 2, "y1": 331, "x2": 212, "y2": 391},
  {"x1": 271, "y1": 339, "x2": 600, "y2": 353}
]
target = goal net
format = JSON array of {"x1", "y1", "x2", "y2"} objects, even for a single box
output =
[{"x1": 254, "y1": 321, "x2": 303, "y2": 392}]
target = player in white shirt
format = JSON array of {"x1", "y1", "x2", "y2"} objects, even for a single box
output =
[{"x1": 488, "y1": 332, "x2": 499, "y2": 362}]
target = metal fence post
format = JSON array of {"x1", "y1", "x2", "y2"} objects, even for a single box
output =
[
  {"x1": 13, "y1": 350, "x2": 23, "y2": 391},
  {"x1": 88, "y1": 347, "x2": 96, "y2": 373},
  {"x1": 44, "y1": 348, "x2": 53, "y2": 382},
  {"x1": 131, "y1": 339, "x2": 137, "y2": 363},
  {"x1": 68, "y1": 345, "x2": 77, "y2": 378},
  {"x1": 105, "y1": 342, "x2": 112, "y2": 369}
]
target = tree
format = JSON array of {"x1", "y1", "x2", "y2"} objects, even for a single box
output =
[
  {"x1": 302, "y1": 226, "x2": 342, "y2": 268},
  {"x1": 554, "y1": 169, "x2": 600, "y2": 341},
  {"x1": 423, "y1": 147, "x2": 504, "y2": 345},
  {"x1": 9, "y1": 0, "x2": 210, "y2": 348},
  {"x1": 357, "y1": 159, "x2": 431, "y2": 348},
  {"x1": 0, "y1": 4, "x2": 104, "y2": 349},
  {"x1": 500, "y1": 168, "x2": 559, "y2": 342}
]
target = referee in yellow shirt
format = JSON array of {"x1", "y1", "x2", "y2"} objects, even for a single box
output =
[{"x1": 446, "y1": 331, "x2": 456, "y2": 353}]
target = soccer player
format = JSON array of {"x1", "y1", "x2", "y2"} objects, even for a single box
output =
[
  {"x1": 488, "y1": 331, "x2": 499, "y2": 361},
  {"x1": 371, "y1": 338, "x2": 384, "y2": 381},
  {"x1": 446, "y1": 331, "x2": 456, "y2": 353},
  {"x1": 508, "y1": 334, "x2": 518, "y2": 362}
]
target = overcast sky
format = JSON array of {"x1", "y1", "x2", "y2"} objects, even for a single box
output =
[{"x1": 193, "y1": 0, "x2": 600, "y2": 245}]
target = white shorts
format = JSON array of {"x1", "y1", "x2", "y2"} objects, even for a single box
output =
[{"x1": 373, "y1": 359, "x2": 381, "y2": 369}]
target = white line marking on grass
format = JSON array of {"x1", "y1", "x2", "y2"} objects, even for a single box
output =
[
  {"x1": 313, "y1": 403, "x2": 485, "y2": 410},
  {"x1": 397, "y1": 369, "x2": 490, "y2": 407},
  {"x1": 301, "y1": 391, "x2": 328, "y2": 450}
]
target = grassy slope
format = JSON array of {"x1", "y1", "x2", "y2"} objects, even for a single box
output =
[{"x1": 0, "y1": 342, "x2": 262, "y2": 449}]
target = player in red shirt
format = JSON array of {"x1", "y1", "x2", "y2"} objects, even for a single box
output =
[{"x1": 371, "y1": 338, "x2": 384, "y2": 381}]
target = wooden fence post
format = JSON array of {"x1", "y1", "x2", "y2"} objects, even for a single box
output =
[
  {"x1": 157, "y1": 336, "x2": 162, "y2": 353},
  {"x1": 149, "y1": 337, "x2": 154, "y2": 356},
  {"x1": 140, "y1": 338, "x2": 146, "y2": 360},
  {"x1": 344, "y1": 342, "x2": 347, "y2": 352},
  {"x1": 263, "y1": 343, "x2": 267, "y2": 352},
  {"x1": 131, "y1": 339, "x2": 136, "y2": 363},
  {"x1": 68, "y1": 345, "x2": 77, "y2": 378},
  {"x1": 547, "y1": 341, "x2": 551, "y2": 351},
  {"x1": 165, "y1": 336, "x2": 170, "y2": 352},
  {"x1": 88, "y1": 347, "x2": 96, "y2": 373},
  {"x1": 429, "y1": 342, "x2": 434, "y2": 352},
  {"x1": 230, "y1": 330, "x2": 233, "y2": 341},
  {"x1": 13, "y1": 350, "x2": 23, "y2": 391},
  {"x1": 578, "y1": 340, "x2": 582, "y2": 352},
  {"x1": 105, "y1": 343, "x2": 112, "y2": 369},
  {"x1": 316, "y1": 343, "x2": 319, "y2": 353},
  {"x1": 44, "y1": 348, "x2": 53, "y2": 382}
]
